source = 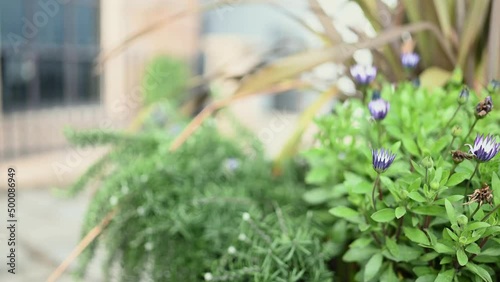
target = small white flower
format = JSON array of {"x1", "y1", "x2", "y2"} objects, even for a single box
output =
[
  {"x1": 109, "y1": 196, "x2": 118, "y2": 206},
  {"x1": 204, "y1": 272, "x2": 213, "y2": 281},
  {"x1": 144, "y1": 242, "x2": 154, "y2": 251},
  {"x1": 238, "y1": 233, "x2": 247, "y2": 241},
  {"x1": 242, "y1": 212, "x2": 251, "y2": 221},
  {"x1": 137, "y1": 206, "x2": 146, "y2": 216},
  {"x1": 121, "y1": 185, "x2": 129, "y2": 195},
  {"x1": 227, "y1": 246, "x2": 237, "y2": 254}
]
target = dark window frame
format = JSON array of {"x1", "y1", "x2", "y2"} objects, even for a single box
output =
[{"x1": 0, "y1": 0, "x2": 100, "y2": 113}]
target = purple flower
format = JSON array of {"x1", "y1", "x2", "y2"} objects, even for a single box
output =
[
  {"x1": 368, "y1": 97, "x2": 390, "y2": 120},
  {"x1": 350, "y1": 65, "x2": 377, "y2": 85},
  {"x1": 401, "y1": 53, "x2": 420, "y2": 69},
  {"x1": 372, "y1": 148, "x2": 396, "y2": 173},
  {"x1": 466, "y1": 134, "x2": 500, "y2": 162},
  {"x1": 489, "y1": 80, "x2": 499, "y2": 92},
  {"x1": 223, "y1": 158, "x2": 240, "y2": 171}
]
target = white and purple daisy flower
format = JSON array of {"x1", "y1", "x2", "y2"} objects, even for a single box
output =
[
  {"x1": 372, "y1": 148, "x2": 396, "y2": 173},
  {"x1": 466, "y1": 134, "x2": 500, "y2": 162},
  {"x1": 401, "y1": 52, "x2": 420, "y2": 69},
  {"x1": 368, "y1": 97, "x2": 390, "y2": 120},
  {"x1": 350, "y1": 65, "x2": 377, "y2": 85}
]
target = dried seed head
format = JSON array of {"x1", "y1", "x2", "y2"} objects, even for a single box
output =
[
  {"x1": 475, "y1": 96, "x2": 493, "y2": 118},
  {"x1": 465, "y1": 184, "x2": 493, "y2": 207},
  {"x1": 450, "y1": 150, "x2": 474, "y2": 163}
]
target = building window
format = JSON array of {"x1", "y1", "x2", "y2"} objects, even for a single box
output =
[{"x1": 0, "y1": 0, "x2": 100, "y2": 113}]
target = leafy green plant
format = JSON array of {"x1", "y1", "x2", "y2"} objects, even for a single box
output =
[
  {"x1": 304, "y1": 78, "x2": 500, "y2": 281},
  {"x1": 61, "y1": 56, "x2": 332, "y2": 281}
]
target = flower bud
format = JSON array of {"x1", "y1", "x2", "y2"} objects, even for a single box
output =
[
  {"x1": 421, "y1": 156, "x2": 434, "y2": 169},
  {"x1": 451, "y1": 126, "x2": 462, "y2": 137},
  {"x1": 430, "y1": 181, "x2": 440, "y2": 190},
  {"x1": 400, "y1": 190, "x2": 409, "y2": 200},
  {"x1": 459, "y1": 236, "x2": 468, "y2": 245},
  {"x1": 487, "y1": 79, "x2": 499, "y2": 93},
  {"x1": 457, "y1": 215, "x2": 468, "y2": 226},
  {"x1": 457, "y1": 87, "x2": 469, "y2": 105}
]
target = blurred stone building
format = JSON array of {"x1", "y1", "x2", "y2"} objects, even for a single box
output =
[{"x1": 0, "y1": 0, "x2": 200, "y2": 187}]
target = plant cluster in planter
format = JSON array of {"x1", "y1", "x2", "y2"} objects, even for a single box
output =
[
  {"x1": 63, "y1": 57, "x2": 332, "y2": 282},
  {"x1": 304, "y1": 72, "x2": 500, "y2": 281}
]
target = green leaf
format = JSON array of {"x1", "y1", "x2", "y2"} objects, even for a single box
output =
[
  {"x1": 440, "y1": 256, "x2": 453, "y2": 265},
  {"x1": 411, "y1": 160, "x2": 425, "y2": 176},
  {"x1": 491, "y1": 172, "x2": 500, "y2": 205},
  {"x1": 343, "y1": 247, "x2": 378, "y2": 262},
  {"x1": 403, "y1": 227, "x2": 430, "y2": 245},
  {"x1": 371, "y1": 208, "x2": 396, "y2": 223},
  {"x1": 408, "y1": 177, "x2": 422, "y2": 192},
  {"x1": 446, "y1": 172, "x2": 469, "y2": 186},
  {"x1": 385, "y1": 237, "x2": 400, "y2": 257},
  {"x1": 403, "y1": 137, "x2": 420, "y2": 156},
  {"x1": 395, "y1": 206, "x2": 406, "y2": 219},
  {"x1": 364, "y1": 253, "x2": 383, "y2": 282},
  {"x1": 408, "y1": 191, "x2": 427, "y2": 202},
  {"x1": 444, "y1": 199, "x2": 457, "y2": 226},
  {"x1": 432, "y1": 136, "x2": 451, "y2": 155},
  {"x1": 303, "y1": 188, "x2": 332, "y2": 204},
  {"x1": 434, "y1": 242, "x2": 455, "y2": 254},
  {"x1": 432, "y1": 167, "x2": 444, "y2": 184},
  {"x1": 415, "y1": 274, "x2": 436, "y2": 282},
  {"x1": 465, "y1": 262, "x2": 493, "y2": 282},
  {"x1": 465, "y1": 243, "x2": 481, "y2": 255},
  {"x1": 435, "y1": 269, "x2": 455, "y2": 282},
  {"x1": 456, "y1": 248, "x2": 468, "y2": 266},
  {"x1": 465, "y1": 222, "x2": 490, "y2": 231},
  {"x1": 397, "y1": 245, "x2": 422, "y2": 262},
  {"x1": 390, "y1": 141, "x2": 402, "y2": 154},
  {"x1": 420, "y1": 252, "x2": 439, "y2": 262},
  {"x1": 445, "y1": 228, "x2": 458, "y2": 241},
  {"x1": 380, "y1": 264, "x2": 399, "y2": 282},
  {"x1": 329, "y1": 206, "x2": 363, "y2": 224},
  {"x1": 306, "y1": 167, "x2": 330, "y2": 184},
  {"x1": 413, "y1": 206, "x2": 446, "y2": 217}
]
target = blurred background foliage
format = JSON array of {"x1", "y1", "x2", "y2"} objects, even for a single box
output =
[{"x1": 99, "y1": 0, "x2": 499, "y2": 169}]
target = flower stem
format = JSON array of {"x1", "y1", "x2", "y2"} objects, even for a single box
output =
[
  {"x1": 377, "y1": 121, "x2": 383, "y2": 147},
  {"x1": 441, "y1": 105, "x2": 462, "y2": 137},
  {"x1": 395, "y1": 216, "x2": 404, "y2": 241},
  {"x1": 470, "y1": 204, "x2": 481, "y2": 220},
  {"x1": 372, "y1": 173, "x2": 381, "y2": 210},
  {"x1": 425, "y1": 167, "x2": 429, "y2": 185},
  {"x1": 468, "y1": 236, "x2": 490, "y2": 262},
  {"x1": 361, "y1": 85, "x2": 368, "y2": 104},
  {"x1": 464, "y1": 162, "x2": 480, "y2": 201},
  {"x1": 444, "y1": 136, "x2": 456, "y2": 158},
  {"x1": 447, "y1": 163, "x2": 459, "y2": 181},
  {"x1": 461, "y1": 117, "x2": 479, "y2": 147},
  {"x1": 481, "y1": 204, "x2": 500, "y2": 221}
]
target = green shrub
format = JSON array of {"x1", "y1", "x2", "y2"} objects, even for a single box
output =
[
  {"x1": 65, "y1": 55, "x2": 333, "y2": 280},
  {"x1": 305, "y1": 79, "x2": 500, "y2": 281}
]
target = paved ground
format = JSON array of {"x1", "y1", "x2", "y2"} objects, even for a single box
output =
[
  {"x1": 0, "y1": 147, "x2": 109, "y2": 281},
  {"x1": 0, "y1": 189, "x2": 105, "y2": 282}
]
